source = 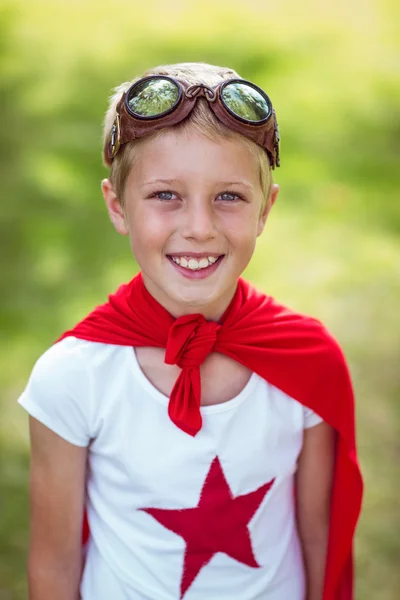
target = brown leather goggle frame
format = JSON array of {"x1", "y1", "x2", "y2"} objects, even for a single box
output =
[{"x1": 104, "y1": 76, "x2": 280, "y2": 169}]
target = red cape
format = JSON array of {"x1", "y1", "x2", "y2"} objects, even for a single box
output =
[{"x1": 59, "y1": 272, "x2": 363, "y2": 600}]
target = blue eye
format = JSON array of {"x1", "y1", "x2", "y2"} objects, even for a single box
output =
[
  {"x1": 150, "y1": 191, "x2": 175, "y2": 201},
  {"x1": 219, "y1": 192, "x2": 243, "y2": 202},
  {"x1": 159, "y1": 191, "x2": 174, "y2": 200}
]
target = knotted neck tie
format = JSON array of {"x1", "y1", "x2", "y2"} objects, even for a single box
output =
[{"x1": 164, "y1": 313, "x2": 221, "y2": 436}]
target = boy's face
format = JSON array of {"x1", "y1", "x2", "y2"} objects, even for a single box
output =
[{"x1": 102, "y1": 128, "x2": 278, "y2": 320}]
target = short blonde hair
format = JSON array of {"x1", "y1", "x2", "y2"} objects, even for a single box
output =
[{"x1": 103, "y1": 62, "x2": 272, "y2": 206}]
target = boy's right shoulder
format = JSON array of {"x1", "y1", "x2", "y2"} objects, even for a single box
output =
[
  {"x1": 19, "y1": 338, "x2": 130, "y2": 446},
  {"x1": 31, "y1": 336, "x2": 127, "y2": 381}
]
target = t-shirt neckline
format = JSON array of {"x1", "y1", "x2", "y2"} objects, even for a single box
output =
[{"x1": 130, "y1": 347, "x2": 259, "y2": 414}]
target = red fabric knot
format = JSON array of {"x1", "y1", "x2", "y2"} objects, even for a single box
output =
[
  {"x1": 165, "y1": 314, "x2": 221, "y2": 369},
  {"x1": 164, "y1": 314, "x2": 221, "y2": 437}
]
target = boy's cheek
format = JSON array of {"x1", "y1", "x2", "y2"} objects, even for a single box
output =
[
  {"x1": 128, "y1": 231, "x2": 166, "y2": 258},
  {"x1": 130, "y1": 221, "x2": 170, "y2": 244},
  {"x1": 225, "y1": 214, "x2": 261, "y2": 242}
]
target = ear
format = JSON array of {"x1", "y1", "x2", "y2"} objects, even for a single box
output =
[
  {"x1": 101, "y1": 179, "x2": 129, "y2": 236},
  {"x1": 257, "y1": 183, "x2": 279, "y2": 237}
]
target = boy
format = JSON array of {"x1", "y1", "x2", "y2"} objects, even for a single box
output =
[{"x1": 18, "y1": 62, "x2": 363, "y2": 600}]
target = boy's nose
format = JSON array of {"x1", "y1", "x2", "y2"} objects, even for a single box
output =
[{"x1": 181, "y1": 200, "x2": 218, "y2": 241}]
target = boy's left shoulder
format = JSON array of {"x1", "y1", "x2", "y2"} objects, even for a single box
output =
[
  {"x1": 274, "y1": 295, "x2": 347, "y2": 362},
  {"x1": 245, "y1": 278, "x2": 350, "y2": 379}
]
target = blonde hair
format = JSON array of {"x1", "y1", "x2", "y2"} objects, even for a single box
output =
[{"x1": 103, "y1": 62, "x2": 272, "y2": 207}]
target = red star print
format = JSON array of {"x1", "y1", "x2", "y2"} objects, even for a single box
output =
[{"x1": 141, "y1": 456, "x2": 275, "y2": 598}]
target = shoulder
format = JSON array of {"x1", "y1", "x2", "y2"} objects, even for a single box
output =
[
  {"x1": 241, "y1": 278, "x2": 350, "y2": 377},
  {"x1": 18, "y1": 337, "x2": 133, "y2": 446},
  {"x1": 20, "y1": 336, "x2": 110, "y2": 414},
  {"x1": 28, "y1": 336, "x2": 106, "y2": 387},
  {"x1": 29, "y1": 336, "x2": 137, "y2": 407},
  {"x1": 26, "y1": 337, "x2": 88, "y2": 390},
  {"x1": 239, "y1": 281, "x2": 355, "y2": 433},
  {"x1": 31, "y1": 336, "x2": 129, "y2": 380},
  {"x1": 278, "y1": 300, "x2": 349, "y2": 378},
  {"x1": 267, "y1": 298, "x2": 354, "y2": 413}
]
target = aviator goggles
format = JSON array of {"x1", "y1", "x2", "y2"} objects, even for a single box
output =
[{"x1": 105, "y1": 75, "x2": 280, "y2": 169}]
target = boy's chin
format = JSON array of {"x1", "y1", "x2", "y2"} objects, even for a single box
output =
[
  {"x1": 169, "y1": 286, "x2": 219, "y2": 308},
  {"x1": 141, "y1": 268, "x2": 239, "y2": 318},
  {"x1": 165, "y1": 282, "x2": 237, "y2": 318}
]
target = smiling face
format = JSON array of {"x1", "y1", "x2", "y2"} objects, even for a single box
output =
[{"x1": 102, "y1": 127, "x2": 279, "y2": 320}]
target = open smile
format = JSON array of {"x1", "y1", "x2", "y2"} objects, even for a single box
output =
[{"x1": 166, "y1": 254, "x2": 224, "y2": 279}]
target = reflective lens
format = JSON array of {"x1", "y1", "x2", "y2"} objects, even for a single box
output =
[
  {"x1": 126, "y1": 78, "x2": 180, "y2": 118},
  {"x1": 221, "y1": 82, "x2": 271, "y2": 123}
]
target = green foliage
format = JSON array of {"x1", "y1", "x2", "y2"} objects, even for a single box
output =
[{"x1": 1, "y1": 1, "x2": 399, "y2": 598}]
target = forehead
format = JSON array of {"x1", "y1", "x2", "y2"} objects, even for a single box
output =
[{"x1": 127, "y1": 127, "x2": 260, "y2": 188}]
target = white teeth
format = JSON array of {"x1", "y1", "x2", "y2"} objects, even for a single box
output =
[
  {"x1": 188, "y1": 259, "x2": 199, "y2": 270},
  {"x1": 198, "y1": 258, "x2": 209, "y2": 269},
  {"x1": 170, "y1": 255, "x2": 221, "y2": 270}
]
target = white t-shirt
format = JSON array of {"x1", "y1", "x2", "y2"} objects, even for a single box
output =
[{"x1": 18, "y1": 336, "x2": 323, "y2": 600}]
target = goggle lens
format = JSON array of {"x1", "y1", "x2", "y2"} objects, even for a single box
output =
[
  {"x1": 221, "y1": 82, "x2": 271, "y2": 123},
  {"x1": 126, "y1": 78, "x2": 180, "y2": 118}
]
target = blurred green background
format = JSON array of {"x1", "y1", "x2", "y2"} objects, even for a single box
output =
[{"x1": 0, "y1": 0, "x2": 399, "y2": 598}]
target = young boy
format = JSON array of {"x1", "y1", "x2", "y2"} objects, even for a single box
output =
[{"x1": 18, "y1": 62, "x2": 363, "y2": 600}]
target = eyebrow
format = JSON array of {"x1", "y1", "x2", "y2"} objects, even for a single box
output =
[
  {"x1": 142, "y1": 178, "x2": 253, "y2": 190},
  {"x1": 218, "y1": 180, "x2": 253, "y2": 191},
  {"x1": 142, "y1": 178, "x2": 181, "y2": 187}
]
